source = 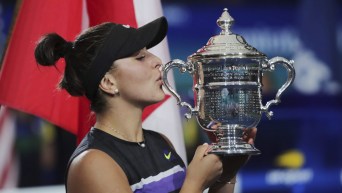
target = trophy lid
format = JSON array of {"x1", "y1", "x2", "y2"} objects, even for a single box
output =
[{"x1": 190, "y1": 8, "x2": 266, "y2": 59}]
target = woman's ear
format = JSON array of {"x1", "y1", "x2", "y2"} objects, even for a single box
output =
[{"x1": 99, "y1": 73, "x2": 118, "y2": 95}]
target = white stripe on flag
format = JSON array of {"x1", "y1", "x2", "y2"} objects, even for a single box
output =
[
  {"x1": 133, "y1": 0, "x2": 187, "y2": 163},
  {"x1": 0, "y1": 107, "x2": 18, "y2": 188},
  {"x1": 81, "y1": 0, "x2": 89, "y2": 30}
]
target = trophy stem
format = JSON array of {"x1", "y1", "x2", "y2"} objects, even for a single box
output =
[{"x1": 210, "y1": 125, "x2": 261, "y2": 155}]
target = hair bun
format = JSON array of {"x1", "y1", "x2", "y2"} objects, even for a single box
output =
[
  {"x1": 60, "y1": 41, "x2": 73, "y2": 57},
  {"x1": 34, "y1": 33, "x2": 73, "y2": 66}
]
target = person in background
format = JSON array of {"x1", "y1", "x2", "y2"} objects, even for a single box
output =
[{"x1": 34, "y1": 16, "x2": 256, "y2": 193}]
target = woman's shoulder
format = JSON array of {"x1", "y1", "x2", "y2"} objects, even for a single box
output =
[
  {"x1": 67, "y1": 149, "x2": 131, "y2": 193},
  {"x1": 72, "y1": 149, "x2": 112, "y2": 165},
  {"x1": 69, "y1": 149, "x2": 119, "y2": 177}
]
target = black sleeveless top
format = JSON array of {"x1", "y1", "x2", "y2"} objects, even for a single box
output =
[{"x1": 66, "y1": 128, "x2": 186, "y2": 193}]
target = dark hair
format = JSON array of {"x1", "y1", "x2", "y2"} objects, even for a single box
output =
[{"x1": 34, "y1": 23, "x2": 114, "y2": 113}]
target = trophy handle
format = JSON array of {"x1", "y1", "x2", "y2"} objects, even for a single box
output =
[
  {"x1": 261, "y1": 57, "x2": 296, "y2": 119},
  {"x1": 162, "y1": 59, "x2": 198, "y2": 119}
]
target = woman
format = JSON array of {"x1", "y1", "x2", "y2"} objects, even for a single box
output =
[{"x1": 34, "y1": 16, "x2": 255, "y2": 193}]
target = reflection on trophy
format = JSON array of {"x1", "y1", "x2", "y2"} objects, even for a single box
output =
[{"x1": 162, "y1": 8, "x2": 295, "y2": 155}]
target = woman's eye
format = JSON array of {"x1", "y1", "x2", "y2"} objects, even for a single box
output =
[
  {"x1": 136, "y1": 55, "x2": 145, "y2": 60},
  {"x1": 155, "y1": 64, "x2": 161, "y2": 69}
]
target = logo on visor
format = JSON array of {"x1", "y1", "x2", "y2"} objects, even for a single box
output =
[{"x1": 122, "y1": 24, "x2": 130, "y2": 28}]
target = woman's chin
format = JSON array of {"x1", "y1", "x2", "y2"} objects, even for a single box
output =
[
  {"x1": 149, "y1": 93, "x2": 166, "y2": 105},
  {"x1": 155, "y1": 92, "x2": 166, "y2": 102}
]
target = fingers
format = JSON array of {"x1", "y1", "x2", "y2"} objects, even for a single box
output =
[
  {"x1": 242, "y1": 127, "x2": 257, "y2": 144},
  {"x1": 193, "y1": 143, "x2": 221, "y2": 167},
  {"x1": 248, "y1": 137, "x2": 255, "y2": 144},
  {"x1": 249, "y1": 127, "x2": 257, "y2": 138},
  {"x1": 193, "y1": 143, "x2": 210, "y2": 160},
  {"x1": 204, "y1": 145, "x2": 214, "y2": 156}
]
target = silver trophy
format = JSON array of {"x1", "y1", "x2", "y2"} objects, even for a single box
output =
[{"x1": 162, "y1": 8, "x2": 295, "y2": 155}]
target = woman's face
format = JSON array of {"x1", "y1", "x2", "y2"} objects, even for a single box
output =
[{"x1": 111, "y1": 48, "x2": 165, "y2": 107}]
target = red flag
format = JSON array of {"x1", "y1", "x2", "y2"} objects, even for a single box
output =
[{"x1": 0, "y1": 0, "x2": 93, "y2": 137}]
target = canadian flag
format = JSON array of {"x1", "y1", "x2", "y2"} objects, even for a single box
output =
[{"x1": 0, "y1": 0, "x2": 187, "y2": 167}]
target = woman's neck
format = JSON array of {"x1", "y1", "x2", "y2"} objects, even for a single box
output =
[{"x1": 95, "y1": 102, "x2": 144, "y2": 142}]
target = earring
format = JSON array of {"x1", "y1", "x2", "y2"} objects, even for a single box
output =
[{"x1": 113, "y1": 89, "x2": 119, "y2": 95}]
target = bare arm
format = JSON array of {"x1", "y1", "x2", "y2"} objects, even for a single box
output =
[
  {"x1": 180, "y1": 144, "x2": 223, "y2": 193},
  {"x1": 67, "y1": 149, "x2": 133, "y2": 193}
]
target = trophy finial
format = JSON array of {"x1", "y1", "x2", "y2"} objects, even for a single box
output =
[{"x1": 217, "y1": 8, "x2": 234, "y2": 35}]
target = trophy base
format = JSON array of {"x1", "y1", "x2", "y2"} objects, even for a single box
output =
[
  {"x1": 205, "y1": 124, "x2": 261, "y2": 155},
  {"x1": 210, "y1": 143, "x2": 261, "y2": 155}
]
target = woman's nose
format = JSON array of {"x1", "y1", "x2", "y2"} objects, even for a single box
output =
[{"x1": 152, "y1": 56, "x2": 163, "y2": 70}]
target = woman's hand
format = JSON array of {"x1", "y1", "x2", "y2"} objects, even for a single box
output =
[{"x1": 181, "y1": 143, "x2": 223, "y2": 193}]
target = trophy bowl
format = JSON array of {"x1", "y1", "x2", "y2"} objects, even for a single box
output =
[{"x1": 162, "y1": 8, "x2": 295, "y2": 155}]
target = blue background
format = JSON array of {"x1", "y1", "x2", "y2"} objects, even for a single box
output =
[{"x1": 163, "y1": 1, "x2": 342, "y2": 193}]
